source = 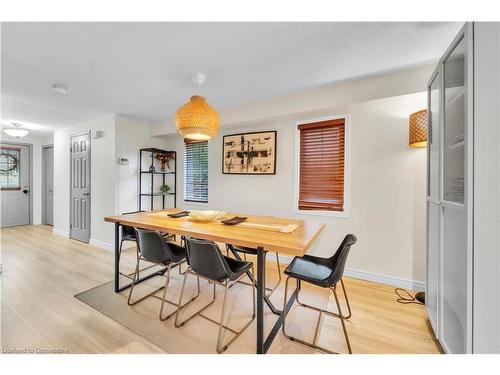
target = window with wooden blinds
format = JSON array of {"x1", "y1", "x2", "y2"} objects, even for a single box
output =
[
  {"x1": 184, "y1": 140, "x2": 208, "y2": 203},
  {"x1": 298, "y1": 118, "x2": 345, "y2": 212}
]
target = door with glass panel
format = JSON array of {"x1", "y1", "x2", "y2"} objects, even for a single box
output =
[
  {"x1": 440, "y1": 26, "x2": 473, "y2": 354},
  {"x1": 0, "y1": 143, "x2": 31, "y2": 228},
  {"x1": 426, "y1": 69, "x2": 440, "y2": 335}
]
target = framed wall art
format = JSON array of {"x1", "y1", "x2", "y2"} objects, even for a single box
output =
[{"x1": 222, "y1": 131, "x2": 276, "y2": 174}]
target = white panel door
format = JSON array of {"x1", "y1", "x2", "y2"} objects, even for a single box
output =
[
  {"x1": 70, "y1": 133, "x2": 91, "y2": 243},
  {"x1": 0, "y1": 143, "x2": 30, "y2": 228}
]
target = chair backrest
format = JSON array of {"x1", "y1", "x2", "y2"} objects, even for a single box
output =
[
  {"x1": 121, "y1": 211, "x2": 144, "y2": 239},
  {"x1": 135, "y1": 228, "x2": 171, "y2": 264},
  {"x1": 184, "y1": 237, "x2": 230, "y2": 281},
  {"x1": 328, "y1": 234, "x2": 357, "y2": 285}
]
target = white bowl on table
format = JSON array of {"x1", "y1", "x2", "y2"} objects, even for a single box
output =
[{"x1": 188, "y1": 210, "x2": 226, "y2": 222}]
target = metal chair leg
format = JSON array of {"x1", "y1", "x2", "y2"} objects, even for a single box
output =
[
  {"x1": 338, "y1": 279, "x2": 352, "y2": 319},
  {"x1": 118, "y1": 238, "x2": 134, "y2": 277},
  {"x1": 127, "y1": 251, "x2": 162, "y2": 306},
  {"x1": 119, "y1": 242, "x2": 163, "y2": 280},
  {"x1": 127, "y1": 253, "x2": 148, "y2": 305},
  {"x1": 282, "y1": 276, "x2": 293, "y2": 337},
  {"x1": 282, "y1": 276, "x2": 353, "y2": 354},
  {"x1": 232, "y1": 252, "x2": 281, "y2": 298},
  {"x1": 175, "y1": 270, "x2": 217, "y2": 328},
  {"x1": 158, "y1": 263, "x2": 200, "y2": 321},
  {"x1": 127, "y1": 252, "x2": 198, "y2": 319},
  {"x1": 295, "y1": 278, "x2": 352, "y2": 320},
  {"x1": 216, "y1": 266, "x2": 256, "y2": 353},
  {"x1": 175, "y1": 267, "x2": 256, "y2": 353},
  {"x1": 266, "y1": 251, "x2": 282, "y2": 297},
  {"x1": 174, "y1": 269, "x2": 190, "y2": 327},
  {"x1": 332, "y1": 286, "x2": 352, "y2": 353},
  {"x1": 158, "y1": 264, "x2": 176, "y2": 321},
  {"x1": 177, "y1": 259, "x2": 189, "y2": 275},
  {"x1": 216, "y1": 282, "x2": 230, "y2": 353}
]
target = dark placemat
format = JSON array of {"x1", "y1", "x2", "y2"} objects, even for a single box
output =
[
  {"x1": 221, "y1": 216, "x2": 248, "y2": 225},
  {"x1": 167, "y1": 211, "x2": 191, "y2": 218}
]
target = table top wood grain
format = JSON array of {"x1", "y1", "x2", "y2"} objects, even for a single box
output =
[{"x1": 105, "y1": 209, "x2": 325, "y2": 256}]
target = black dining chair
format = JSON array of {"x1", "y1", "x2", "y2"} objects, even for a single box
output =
[
  {"x1": 226, "y1": 244, "x2": 282, "y2": 297},
  {"x1": 282, "y1": 234, "x2": 357, "y2": 354},
  {"x1": 175, "y1": 237, "x2": 256, "y2": 353},
  {"x1": 119, "y1": 211, "x2": 153, "y2": 282},
  {"x1": 119, "y1": 211, "x2": 175, "y2": 254},
  {"x1": 119, "y1": 211, "x2": 145, "y2": 258},
  {"x1": 127, "y1": 229, "x2": 200, "y2": 321},
  {"x1": 119, "y1": 211, "x2": 177, "y2": 278}
]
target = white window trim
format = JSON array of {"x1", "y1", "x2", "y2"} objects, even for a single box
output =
[
  {"x1": 294, "y1": 114, "x2": 351, "y2": 218},
  {"x1": 183, "y1": 199, "x2": 210, "y2": 208}
]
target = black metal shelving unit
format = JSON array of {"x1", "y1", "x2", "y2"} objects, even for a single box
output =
[{"x1": 139, "y1": 148, "x2": 177, "y2": 211}]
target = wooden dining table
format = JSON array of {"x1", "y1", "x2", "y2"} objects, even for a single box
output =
[{"x1": 104, "y1": 209, "x2": 325, "y2": 354}]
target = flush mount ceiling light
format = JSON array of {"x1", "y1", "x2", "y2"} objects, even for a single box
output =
[
  {"x1": 52, "y1": 83, "x2": 69, "y2": 94},
  {"x1": 3, "y1": 123, "x2": 30, "y2": 138},
  {"x1": 175, "y1": 73, "x2": 220, "y2": 141},
  {"x1": 409, "y1": 109, "x2": 428, "y2": 148}
]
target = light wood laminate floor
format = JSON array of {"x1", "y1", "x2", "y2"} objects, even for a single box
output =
[{"x1": 0, "y1": 225, "x2": 441, "y2": 354}]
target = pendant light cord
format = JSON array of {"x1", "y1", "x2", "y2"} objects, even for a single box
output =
[{"x1": 394, "y1": 288, "x2": 423, "y2": 305}]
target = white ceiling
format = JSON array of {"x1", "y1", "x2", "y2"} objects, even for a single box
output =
[{"x1": 1, "y1": 22, "x2": 463, "y2": 133}]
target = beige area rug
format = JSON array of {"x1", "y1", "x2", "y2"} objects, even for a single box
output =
[{"x1": 75, "y1": 265, "x2": 349, "y2": 354}]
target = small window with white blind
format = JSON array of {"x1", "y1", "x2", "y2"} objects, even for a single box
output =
[
  {"x1": 184, "y1": 140, "x2": 208, "y2": 203},
  {"x1": 296, "y1": 115, "x2": 350, "y2": 217}
]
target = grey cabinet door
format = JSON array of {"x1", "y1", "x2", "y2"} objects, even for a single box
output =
[
  {"x1": 426, "y1": 69, "x2": 440, "y2": 334},
  {"x1": 70, "y1": 133, "x2": 91, "y2": 243},
  {"x1": 427, "y1": 23, "x2": 474, "y2": 354},
  {"x1": 439, "y1": 24, "x2": 473, "y2": 354}
]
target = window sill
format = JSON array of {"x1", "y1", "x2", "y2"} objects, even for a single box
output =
[
  {"x1": 295, "y1": 209, "x2": 350, "y2": 218},
  {"x1": 183, "y1": 200, "x2": 209, "y2": 208}
]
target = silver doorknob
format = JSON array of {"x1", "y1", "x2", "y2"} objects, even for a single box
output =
[{"x1": 83, "y1": 192, "x2": 90, "y2": 196}]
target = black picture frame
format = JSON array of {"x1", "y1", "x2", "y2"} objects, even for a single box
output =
[{"x1": 222, "y1": 130, "x2": 277, "y2": 175}]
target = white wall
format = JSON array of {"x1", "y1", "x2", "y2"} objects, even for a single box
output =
[
  {"x1": 115, "y1": 115, "x2": 166, "y2": 214},
  {"x1": 1, "y1": 132, "x2": 53, "y2": 225},
  {"x1": 53, "y1": 115, "x2": 117, "y2": 246},
  {"x1": 165, "y1": 92, "x2": 427, "y2": 288}
]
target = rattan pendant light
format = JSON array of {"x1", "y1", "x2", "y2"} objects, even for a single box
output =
[
  {"x1": 175, "y1": 73, "x2": 220, "y2": 141},
  {"x1": 408, "y1": 109, "x2": 428, "y2": 148}
]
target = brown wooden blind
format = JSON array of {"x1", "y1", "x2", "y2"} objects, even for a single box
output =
[{"x1": 298, "y1": 118, "x2": 345, "y2": 211}]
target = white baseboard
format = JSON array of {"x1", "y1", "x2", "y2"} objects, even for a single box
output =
[
  {"x1": 52, "y1": 228, "x2": 69, "y2": 238},
  {"x1": 344, "y1": 267, "x2": 425, "y2": 292},
  {"x1": 276, "y1": 254, "x2": 425, "y2": 292},
  {"x1": 52, "y1": 229, "x2": 116, "y2": 253},
  {"x1": 89, "y1": 238, "x2": 114, "y2": 252},
  {"x1": 88, "y1": 238, "x2": 135, "y2": 252}
]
